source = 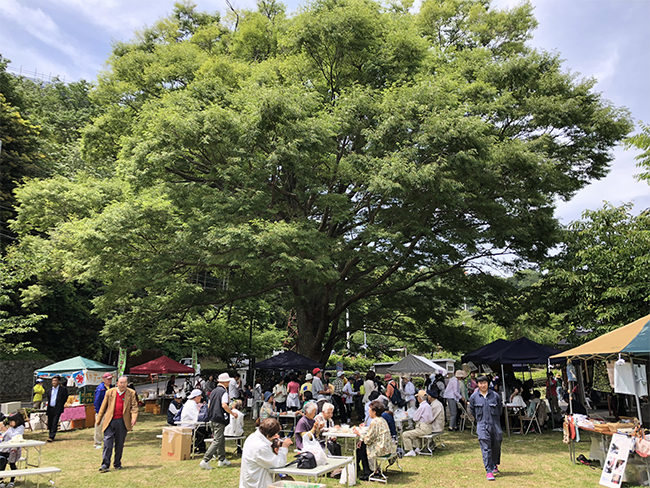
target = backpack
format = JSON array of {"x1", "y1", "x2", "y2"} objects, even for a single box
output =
[{"x1": 389, "y1": 383, "x2": 406, "y2": 408}]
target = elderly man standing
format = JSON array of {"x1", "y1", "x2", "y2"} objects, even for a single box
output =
[
  {"x1": 402, "y1": 390, "x2": 434, "y2": 456},
  {"x1": 93, "y1": 372, "x2": 113, "y2": 449},
  {"x1": 443, "y1": 370, "x2": 466, "y2": 431},
  {"x1": 96, "y1": 376, "x2": 138, "y2": 472},
  {"x1": 200, "y1": 372, "x2": 238, "y2": 470}
]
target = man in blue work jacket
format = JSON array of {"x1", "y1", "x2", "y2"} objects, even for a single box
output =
[
  {"x1": 469, "y1": 375, "x2": 503, "y2": 481},
  {"x1": 94, "y1": 373, "x2": 114, "y2": 449}
]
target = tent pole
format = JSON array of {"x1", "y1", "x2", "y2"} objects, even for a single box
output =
[
  {"x1": 629, "y1": 356, "x2": 643, "y2": 424},
  {"x1": 501, "y1": 363, "x2": 510, "y2": 437}
]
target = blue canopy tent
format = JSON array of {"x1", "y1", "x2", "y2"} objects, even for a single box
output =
[
  {"x1": 255, "y1": 350, "x2": 322, "y2": 371},
  {"x1": 462, "y1": 337, "x2": 562, "y2": 436}
]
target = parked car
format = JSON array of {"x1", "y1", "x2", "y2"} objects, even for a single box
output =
[{"x1": 179, "y1": 358, "x2": 201, "y2": 375}]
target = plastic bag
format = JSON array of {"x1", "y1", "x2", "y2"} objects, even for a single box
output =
[
  {"x1": 340, "y1": 460, "x2": 357, "y2": 485},
  {"x1": 301, "y1": 432, "x2": 328, "y2": 466}
]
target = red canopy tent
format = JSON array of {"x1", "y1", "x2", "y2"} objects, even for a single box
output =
[{"x1": 129, "y1": 355, "x2": 194, "y2": 375}]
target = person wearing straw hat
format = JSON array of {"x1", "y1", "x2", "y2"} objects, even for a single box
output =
[
  {"x1": 403, "y1": 390, "x2": 435, "y2": 456},
  {"x1": 200, "y1": 372, "x2": 239, "y2": 470},
  {"x1": 443, "y1": 370, "x2": 467, "y2": 431}
]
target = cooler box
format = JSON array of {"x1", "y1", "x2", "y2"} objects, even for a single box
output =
[{"x1": 161, "y1": 426, "x2": 192, "y2": 461}]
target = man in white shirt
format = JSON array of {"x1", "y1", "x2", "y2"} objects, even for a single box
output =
[
  {"x1": 403, "y1": 376, "x2": 416, "y2": 409},
  {"x1": 181, "y1": 389, "x2": 208, "y2": 453},
  {"x1": 403, "y1": 390, "x2": 434, "y2": 456},
  {"x1": 239, "y1": 418, "x2": 292, "y2": 488},
  {"x1": 229, "y1": 374, "x2": 240, "y2": 400},
  {"x1": 181, "y1": 389, "x2": 204, "y2": 426}
]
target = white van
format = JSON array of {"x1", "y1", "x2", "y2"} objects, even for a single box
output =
[{"x1": 179, "y1": 358, "x2": 201, "y2": 375}]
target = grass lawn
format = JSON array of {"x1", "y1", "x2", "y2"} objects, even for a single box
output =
[{"x1": 19, "y1": 412, "x2": 643, "y2": 488}]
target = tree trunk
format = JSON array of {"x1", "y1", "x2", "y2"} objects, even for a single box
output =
[{"x1": 295, "y1": 303, "x2": 332, "y2": 364}]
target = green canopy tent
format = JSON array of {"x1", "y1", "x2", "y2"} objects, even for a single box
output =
[{"x1": 35, "y1": 355, "x2": 116, "y2": 386}]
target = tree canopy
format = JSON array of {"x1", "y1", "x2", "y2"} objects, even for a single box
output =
[{"x1": 5, "y1": 0, "x2": 632, "y2": 362}]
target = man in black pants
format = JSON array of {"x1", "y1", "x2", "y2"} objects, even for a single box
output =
[{"x1": 45, "y1": 375, "x2": 68, "y2": 442}]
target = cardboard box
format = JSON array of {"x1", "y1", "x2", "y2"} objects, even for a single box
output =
[
  {"x1": 161, "y1": 426, "x2": 192, "y2": 461},
  {"x1": 152, "y1": 404, "x2": 161, "y2": 415},
  {"x1": 71, "y1": 418, "x2": 85, "y2": 429}
]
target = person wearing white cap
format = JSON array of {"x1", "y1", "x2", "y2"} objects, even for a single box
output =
[
  {"x1": 167, "y1": 392, "x2": 184, "y2": 425},
  {"x1": 200, "y1": 372, "x2": 239, "y2": 470},
  {"x1": 181, "y1": 389, "x2": 209, "y2": 453}
]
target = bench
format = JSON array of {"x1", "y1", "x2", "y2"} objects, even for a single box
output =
[
  {"x1": 418, "y1": 432, "x2": 446, "y2": 456},
  {"x1": 203, "y1": 436, "x2": 245, "y2": 455},
  {"x1": 4, "y1": 466, "x2": 61, "y2": 488}
]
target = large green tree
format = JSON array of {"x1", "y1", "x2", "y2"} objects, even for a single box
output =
[{"x1": 10, "y1": 0, "x2": 632, "y2": 361}]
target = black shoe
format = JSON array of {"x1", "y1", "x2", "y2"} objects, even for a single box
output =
[
  {"x1": 99, "y1": 465, "x2": 109, "y2": 473},
  {"x1": 47, "y1": 438, "x2": 54, "y2": 442},
  {"x1": 114, "y1": 466, "x2": 123, "y2": 470},
  {"x1": 359, "y1": 474, "x2": 370, "y2": 481}
]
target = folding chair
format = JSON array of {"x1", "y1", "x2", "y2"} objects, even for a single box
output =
[
  {"x1": 370, "y1": 440, "x2": 402, "y2": 483},
  {"x1": 458, "y1": 402, "x2": 475, "y2": 435},
  {"x1": 519, "y1": 401, "x2": 541, "y2": 435}
]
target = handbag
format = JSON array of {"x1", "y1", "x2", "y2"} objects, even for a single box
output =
[{"x1": 296, "y1": 452, "x2": 317, "y2": 469}]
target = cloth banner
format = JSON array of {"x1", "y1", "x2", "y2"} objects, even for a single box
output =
[
  {"x1": 117, "y1": 347, "x2": 127, "y2": 378},
  {"x1": 192, "y1": 349, "x2": 198, "y2": 375},
  {"x1": 71, "y1": 370, "x2": 86, "y2": 388}
]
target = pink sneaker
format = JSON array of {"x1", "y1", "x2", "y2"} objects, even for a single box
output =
[
  {"x1": 486, "y1": 472, "x2": 495, "y2": 481},
  {"x1": 492, "y1": 467, "x2": 500, "y2": 475}
]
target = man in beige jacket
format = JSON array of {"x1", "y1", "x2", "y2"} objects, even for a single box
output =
[{"x1": 96, "y1": 376, "x2": 139, "y2": 472}]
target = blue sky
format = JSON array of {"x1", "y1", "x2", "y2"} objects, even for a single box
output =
[{"x1": 1, "y1": 0, "x2": 648, "y2": 223}]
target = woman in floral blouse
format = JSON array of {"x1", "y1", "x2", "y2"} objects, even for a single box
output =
[{"x1": 354, "y1": 400, "x2": 396, "y2": 480}]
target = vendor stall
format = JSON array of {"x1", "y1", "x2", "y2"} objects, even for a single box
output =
[
  {"x1": 387, "y1": 354, "x2": 446, "y2": 376},
  {"x1": 552, "y1": 314, "x2": 650, "y2": 486},
  {"x1": 34, "y1": 356, "x2": 116, "y2": 429},
  {"x1": 130, "y1": 355, "x2": 194, "y2": 412},
  {"x1": 462, "y1": 337, "x2": 562, "y2": 436}
]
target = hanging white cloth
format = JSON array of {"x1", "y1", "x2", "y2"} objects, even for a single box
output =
[
  {"x1": 614, "y1": 362, "x2": 636, "y2": 395},
  {"x1": 634, "y1": 364, "x2": 648, "y2": 397}
]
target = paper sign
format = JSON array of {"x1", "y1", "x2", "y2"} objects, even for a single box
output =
[{"x1": 600, "y1": 433, "x2": 633, "y2": 488}]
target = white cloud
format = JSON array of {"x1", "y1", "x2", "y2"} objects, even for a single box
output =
[
  {"x1": 0, "y1": 0, "x2": 100, "y2": 78},
  {"x1": 555, "y1": 145, "x2": 650, "y2": 224}
]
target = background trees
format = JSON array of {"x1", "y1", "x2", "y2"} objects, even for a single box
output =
[{"x1": 0, "y1": 0, "x2": 637, "y2": 363}]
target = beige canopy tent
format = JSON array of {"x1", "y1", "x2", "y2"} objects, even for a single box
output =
[{"x1": 551, "y1": 313, "x2": 650, "y2": 423}]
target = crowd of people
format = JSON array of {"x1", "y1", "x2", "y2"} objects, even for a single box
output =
[{"x1": 0, "y1": 365, "x2": 572, "y2": 486}]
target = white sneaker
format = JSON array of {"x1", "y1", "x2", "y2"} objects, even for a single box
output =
[
  {"x1": 414, "y1": 448, "x2": 421, "y2": 454},
  {"x1": 403, "y1": 450, "x2": 416, "y2": 457},
  {"x1": 218, "y1": 459, "x2": 232, "y2": 467},
  {"x1": 95, "y1": 444, "x2": 103, "y2": 449},
  {"x1": 199, "y1": 460, "x2": 213, "y2": 470}
]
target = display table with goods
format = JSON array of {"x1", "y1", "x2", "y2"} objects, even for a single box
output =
[
  {"x1": 59, "y1": 404, "x2": 87, "y2": 430},
  {"x1": 564, "y1": 414, "x2": 650, "y2": 486}
]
